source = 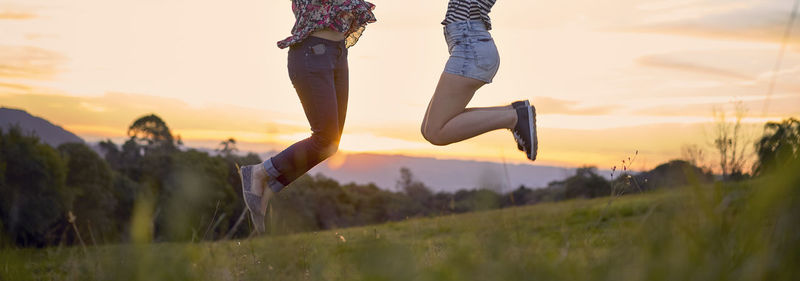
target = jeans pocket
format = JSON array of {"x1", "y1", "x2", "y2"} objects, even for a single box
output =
[
  {"x1": 474, "y1": 38, "x2": 500, "y2": 72},
  {"x1": 304, "y1": 44, "x2": 334, "y2": 72}
]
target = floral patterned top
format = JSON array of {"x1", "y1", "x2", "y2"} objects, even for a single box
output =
[{"x1": 278, "y1": 0, "x2": 377, "y2": 49}]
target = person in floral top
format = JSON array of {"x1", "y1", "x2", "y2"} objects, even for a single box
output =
[
  {"x1": 238, "y1": 0, "x2": 376, "y2": 233},
  {"x1": 278, "y1": 0, "x2": 376, "y2": 49}
]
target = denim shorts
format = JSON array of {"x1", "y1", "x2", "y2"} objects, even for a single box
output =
[{"x1": 443, "y1": 20, "x2": 500, "y2": 83}]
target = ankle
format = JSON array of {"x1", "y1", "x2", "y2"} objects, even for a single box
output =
[{"x1": 508, "y1": 108, "x2": 519, "y2": 129}]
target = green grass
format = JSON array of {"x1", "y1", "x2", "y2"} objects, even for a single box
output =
[{"x1": 2, "y1": 172, "x2": 799, "y2": 281}]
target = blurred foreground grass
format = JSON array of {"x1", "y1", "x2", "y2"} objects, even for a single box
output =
[{"x1": 2, "y1": 164, "x2": 798, "y2": 281}]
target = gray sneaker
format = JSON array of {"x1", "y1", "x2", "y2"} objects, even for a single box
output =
[
  {"x1": 511, "y1": 100, "x2": 530, "y2": 152},
  {"x1": 511, "y1": 103, "x2": 538, "y2": 161},
  {"x1": 238, "y1": 164, "x2": 272, "y2": 233}
]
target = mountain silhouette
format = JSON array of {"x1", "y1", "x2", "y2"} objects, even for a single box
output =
[
  {"x1": 0, "y1": 107, "x2": 84, "y2": 147},
  {"x1": 0, "y1": 107, "x2": 601, "y2": 191},
  {"x1": 309, "y1": 153, "x2": 594, "y2": 192}
]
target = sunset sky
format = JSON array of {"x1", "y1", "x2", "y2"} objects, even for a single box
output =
[{"x1": 1, "y1": 0, "x2": 799, "y2": 171}]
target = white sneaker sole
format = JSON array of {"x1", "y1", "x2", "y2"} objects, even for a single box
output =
[
  {"x1": 238, "y1": 164, "x2": 266, "y2": 233},
  {"x1": 527, "y1": 105, "x2": 538, "y2": 161}
]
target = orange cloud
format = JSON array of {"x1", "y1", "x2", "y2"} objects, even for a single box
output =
[
  {"x1": 534, "y1": 97, "x2": 616, "y2": 115},
  {"x1": 0, "y1": 3, "x2": 35, "y2": 20},
  {"x1": 637, "y1": 55, "x2": 753, "y2": 80},
  {"x1": 0, "y1": 91, "x2": 310, "y2": 142},
  {"x1": 0, "y1": 82, "x2": 32, "y2": 92},
  {"x1": 0, "y1": 11, "x2": 35, "y2": 20},
  {"x1": 627, "y1": 1, "x2": 800, "y2": 46},
  {"x1": 0, "y1": 46, "x2": 63, "y2": 80},
  {"x1": 633, "y1": 95, "x2": 800, "y2": 118}
]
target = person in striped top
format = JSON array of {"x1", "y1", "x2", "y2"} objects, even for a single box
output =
[
  {"x1": 421, "y1": 0, "x2": 538, "y2": 162},
  {"x1": 441, "y1": 0, "x2": 496, "y2": 30}
]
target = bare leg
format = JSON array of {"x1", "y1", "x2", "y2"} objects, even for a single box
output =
[{"x1": 421, "y1": 72, "x2": 518, "y2": 146}]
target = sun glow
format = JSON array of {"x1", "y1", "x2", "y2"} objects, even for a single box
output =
[
  {"x1": 1, "y1": 0, "x2": 799, "y2": 170},
  {"x1": 277, "y1": 132, "x2": 429, "y2": 153}
]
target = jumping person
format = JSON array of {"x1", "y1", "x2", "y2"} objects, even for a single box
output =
[
  {"x1": 421, "y1": 0, "x2": 537, "y2": 160},
  {"x1": 239, "y1": 0, "x2": 376, "y2": 233}
]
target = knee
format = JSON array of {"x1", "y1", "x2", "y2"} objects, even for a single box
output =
[
  {"x1": 421, "y1": 127, "x2": 449, "y2": 146},
  {"x1": 323, "y1": 143, "x2": 339, "y2": 157},
  {"x1": 311, "y1": 133, "x2": 340, "y2": 156}
]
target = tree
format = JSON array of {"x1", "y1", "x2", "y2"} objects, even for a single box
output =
[
  {"x1": 58, "y1": 142, "x2": 118, "y2": 243},
  {"x1": 157, "y1": 149, "x2": 234, "y2": 241},
  {"x1": 754, "y1": 118, "x2": 800, "y2": 175},
  {"x1": 109, "y1": 171, "x2": 138, "y2": 241},
  {"x1": 121, "y1": 139, "x2": 146, "y2": 180},
  {"x1": 681, "y1": 144, "x2": 709, "y2": 173},
  {"x1": 453, "y1": 189, "x2": 501, "y2": 212},
  {"x1": 711, "y1": 102, "x2": 751, "y2": 180},
  {"x1": 564, "y1": 166, "x2": 611, "y2": 199},
  {"x1": 112, "y1": 115, "x2": 177, "y2": 197},
  {"x1": 98, "y1": 139, "x2": 122, "y2": 170},
  {"x1": 637, "y1": 160, "x2": 713, "y2": 190},
  {"x1": 504, "y1": 186, "x2": 532, "y2": 207},
  {"x1": 396, "y1": 167, "x2": 432, "y2": 203},
  {"x1": 216, "y1": 138, "x2": 238, "y2": 156},
  {"x1": 0, "y1": 126, "x2": 69, "y2": 246},
  {"x1": 127, "y1": 114, "x2": 175, "y2": 149}
]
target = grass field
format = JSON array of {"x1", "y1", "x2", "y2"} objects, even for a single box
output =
[{"x1": 2, "y1": 170, "x2": 799, "y2": 281}]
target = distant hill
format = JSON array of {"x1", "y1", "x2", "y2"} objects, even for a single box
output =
[
  {"x1": 0, "y1": 107, "x2": 84, "y2": 147},
  {"x1": 0, "y1": 107, "x2": 592, "y2": 191},
  {"x1": 309, "y1": 153, "x2": 595, "y2": 192}
]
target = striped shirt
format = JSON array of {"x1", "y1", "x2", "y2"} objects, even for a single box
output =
[{"x1": 441, "y1": 0, "x2": 496, "y2": 30}]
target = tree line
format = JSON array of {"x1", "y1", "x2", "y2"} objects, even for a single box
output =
[{"x1": 0, "y1": 115, "x2": 797, "y2": 247}]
